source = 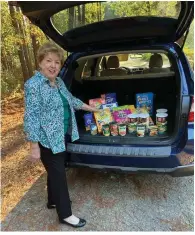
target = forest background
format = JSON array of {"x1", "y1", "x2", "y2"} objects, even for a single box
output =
[{"x1": 1, "y1": 1, "x2": 194, "y2": 99}]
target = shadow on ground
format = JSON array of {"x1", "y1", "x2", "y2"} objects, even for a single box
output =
[{"x1": 1, "y1": 168, "x2": 194, "y2": 231}]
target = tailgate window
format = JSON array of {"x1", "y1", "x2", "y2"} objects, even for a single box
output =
[{"x1": 51, "y1": 1, "x2": 181, "y2": 35}]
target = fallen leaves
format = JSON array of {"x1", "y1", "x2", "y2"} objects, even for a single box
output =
[{"x1": 1, "y1": 95, "x2": 45, "y2": 221}]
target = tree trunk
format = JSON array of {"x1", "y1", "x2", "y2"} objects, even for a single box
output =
[
  {"x1": 9, "y1": 4, "x2": 29, "y2": 83},
  {"x1": 146, "y1": 2, "x2": 151, "y2": 16},
  {"x1": 1, "y1": 49, "x2": 8, "y2": 71},
  {"x1": 78, "y1": 5, "x2": 81, "y2": 26},
  {"x1": 7, "y1": 52, "x2": 14, "y2": 71},
  {"x1": 31, "y1": 34, "x2": 40, "y2": 70},
  {"x1": 99, "y1": 2, "x2": 101, "y2": 21},
  {"x1": 82, "y1": 5, "x2": 85, "y2": 25},
  {"x1": 30, "y1": 21, "x2": 40, "y2": 70},
  {"x1": 16, "y1": 6, "x2": 34, "y2": 77},
  {"x1": 69, "y1": 7, "x2": 74, "y2": 30}
]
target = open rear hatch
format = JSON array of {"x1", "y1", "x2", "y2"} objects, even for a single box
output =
[{"x1": 16, "y1": 1, "x2": 194, "y2": 52}]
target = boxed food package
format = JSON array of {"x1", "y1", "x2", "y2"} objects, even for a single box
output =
[
  {"x1": 89, "y1": 98, "x2": 105, "y2": 109},
  {"x1": 136, "y1": 92, "x2": 154, "y2": 116},
  {"x1": 102, "y1": 102, "x2": 118, "y2": 110},
  {"x1": 101, "y1": 93, "x2": 117, "y2": 104},
  {"x1": 135, "y1": 107, "x2": 149, "y2": 114},
  {"x1": 84, "y1": 113, "x2": 95, "y2": 131},
  {"x1": 94, "y1": 109, "x2": 113, "y2": 133},
  {"x1": 113, "y1": 105, "x2": 135, "y2": 113},
  {"x1": 128, "y1": 105, "x2": 136, "y2": 113},
  {"x1": 112, "y1": 106, "x2": 131, "y2": 124}
]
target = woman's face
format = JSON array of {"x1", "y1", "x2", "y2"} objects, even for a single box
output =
[{"x1": 39, "y1": 52, "x2": 61, "y2": 81}]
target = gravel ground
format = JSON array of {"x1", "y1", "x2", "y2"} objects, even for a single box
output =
[{"x1": 1, "y1": 168, "x2": 194, "y2": 231}]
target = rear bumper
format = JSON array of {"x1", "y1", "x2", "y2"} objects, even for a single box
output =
[
  {"x1": 67, "y1": 126, "x2": 194, "y2": 177},
  {"x1": 68, "y1": 162, "x2": 194, "y2": 177}
]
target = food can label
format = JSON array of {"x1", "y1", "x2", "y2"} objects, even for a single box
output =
[
  {"x1": 128, "y1": 122, "x2": 137, "y2": 134},
  {"x1": 102, "y1": 124, "x2": 110, "y2": 136},
  {"x1": 118, "y1": 125, "x2": 126, "y2": 136},
  {"x1": 137, "y1": 125, "x2": 145, "y2": 137},
  {"x1": 90, "y1": 124, "x2": 97, "y2": 135},
  {"x1": 110, "y1": 123, "x2": 118, "y2": 136}
]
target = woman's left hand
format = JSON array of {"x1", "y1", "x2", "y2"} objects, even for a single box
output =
[
  {"x1": 91, "y1": 107, "x2": 102, "y2": 112},
  {"x1": 81, "y1": 103, "x2": 102, "y2": 113}
]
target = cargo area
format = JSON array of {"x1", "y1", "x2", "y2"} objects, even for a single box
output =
[{"x1": 70, "y1": 72, "x2": 180, "y2": 145}]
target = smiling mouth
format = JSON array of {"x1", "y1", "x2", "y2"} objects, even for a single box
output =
[{"x1": 49, "y1": 70, "x2": 56, "y2": 74}]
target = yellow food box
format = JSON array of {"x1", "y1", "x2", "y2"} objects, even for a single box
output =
[{"x1": 94, "y1": 109, "x2": 113, "y2": 133}]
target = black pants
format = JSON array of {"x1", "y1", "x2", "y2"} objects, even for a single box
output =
[{"x1": 39, "y1": 140, "x2": 72, "y2": 219}]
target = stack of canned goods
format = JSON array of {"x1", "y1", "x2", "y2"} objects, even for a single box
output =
[
  {"x1": 102, "y1": 122, "x2": 127, "y2": 136},
  {"x1": 156, "y1": 109, "x2": 168, "y2": 134},
  {"x1": 89, "y1": 108, "x2": 168, "y2": 137}
]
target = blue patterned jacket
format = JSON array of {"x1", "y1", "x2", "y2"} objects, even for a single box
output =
[{"x1": 24, "y1": 71, "x2": 84, "y2": 154}]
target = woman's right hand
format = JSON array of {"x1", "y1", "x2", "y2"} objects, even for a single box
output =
[{"x1": 28, "y1": 142, "x2": 41, "y2": 163}]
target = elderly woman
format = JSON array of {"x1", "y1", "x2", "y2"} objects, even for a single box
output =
[{"x1": 24, "y1": 42, "x2": 99, "y2": 228}]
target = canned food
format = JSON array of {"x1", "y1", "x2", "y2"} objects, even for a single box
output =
[
  {"x1": 158, "y1": 124, "x2": 167, "y2": 134},
  {"x1": 110, "y1": 122, "x2": 118, "y2": 136},
  {"x1": 148, "y1": 125, "x2": 158, "y2": 136},
  {"x1": 118, "y1": 124, "x2": 126, "y2": 136},
  {"x1": 136, "y1": 124, "x2": 145, "y2": 137},
  {"x1": 138, "y1": 113, "x2": 149, "y2": 133},
  {"x1": 156, "y1": 109, "x2": 168, "y2": 113},
  {"x1": 102, "y1": 124, "x2": 110, "y2": 136},
  {"x1": 156, "y1": 113, "x2": 168, "y2": 134},
  {"x1": 128, "y1": 113, "x2": 138, "y2": 123},
  {"x1": 127, "y1": 122, "x2": 137, "y2": 134},
  {"x1": 90, "y1": 123, "x2": 97, "y2": 135}
]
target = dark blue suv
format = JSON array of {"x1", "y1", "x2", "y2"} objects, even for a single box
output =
[{"x1": 18, "y1": 1, "x2": 194, "y2": 177}]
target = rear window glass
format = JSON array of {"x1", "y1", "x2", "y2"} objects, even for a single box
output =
[
  {"x1": 77, "y1": 52, "x2": 171, "y2": 80},
  {"x1": 51, "y1": 1, "x2": 181, "y2": 34}
]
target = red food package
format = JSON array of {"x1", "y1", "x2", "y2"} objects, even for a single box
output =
[{"x1": 89, "y1": 98, "x2": 105, "y2": 109}]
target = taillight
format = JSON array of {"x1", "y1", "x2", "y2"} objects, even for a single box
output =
[{"x1": 188, "y1": 96, "x2": 194, "y2": 122}]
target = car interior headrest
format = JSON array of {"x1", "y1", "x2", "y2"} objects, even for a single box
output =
[
  {"x1": 149, "y1": 53, "x2": 163, "y2": 68},
  {"x1": 107, "y1": 56, "x2": 120, "y2": 69}
]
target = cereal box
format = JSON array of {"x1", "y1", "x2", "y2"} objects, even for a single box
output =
[
  {"x1": 136, "y1": 92, "x2": 154, "y2": 116},
  {"x1": 84, "y1": 113, "x2": 94, "y2": 131},
  {"x1": 101, "y1": 93, "x2": 117, "y2": 104}
]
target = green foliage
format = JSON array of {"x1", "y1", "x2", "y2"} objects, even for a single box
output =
[
  {"x1": 52, "y1": 2, "x2": 105, "y2": 33},
  {"x1": 1, "y1": 2, "x2": 20, "y2": 57},
  {"x1": 184, "y1": 20, "x2": 194, "y2": 49},
  {"x1": 1, "y1": 69, "x2": 23, "y2": 98},
  {"x1": 1, "y1": 1, "x2": 49, "y2": 97},
  {"x1": 141, "y1": 53, "x2": 151, "y2": 61},
  {"x1": 184, "y1": 48, "x2": 194, "y2": 68},
  {"x1": 108, "y1": 1, "x2": 179, "y2": 18}
]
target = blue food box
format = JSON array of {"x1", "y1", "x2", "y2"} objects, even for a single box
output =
[
  {"x1": 101, "y1": 93, "x2": 117, "y2": 104},
  {"x1": 136, "y1": 92, "x2": 154, "y2": 116},
  {"x1": 84, "y1": 113, "x2": 94, "y2": 131}
]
